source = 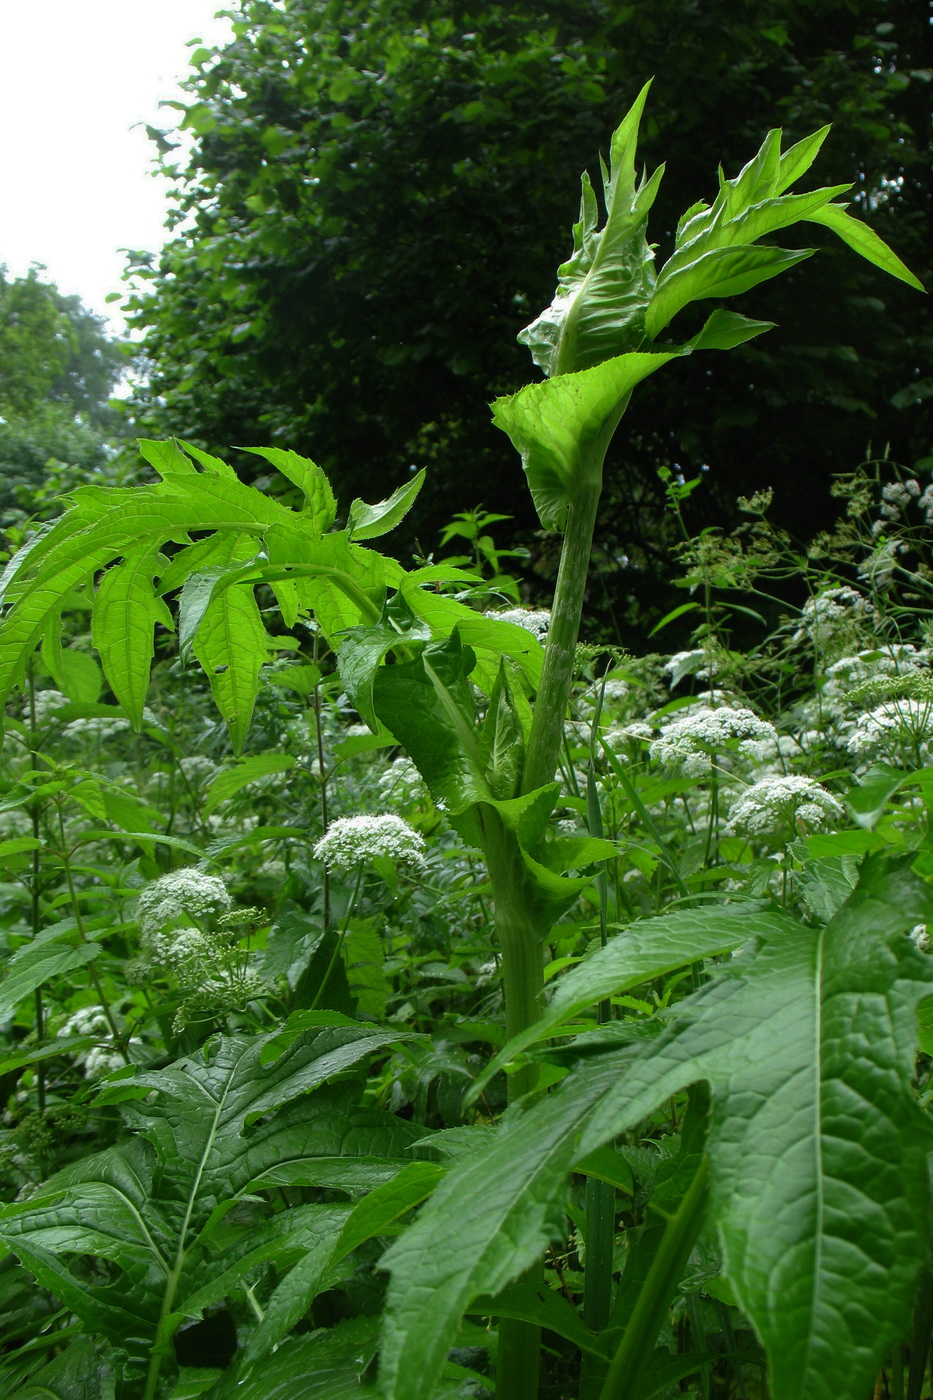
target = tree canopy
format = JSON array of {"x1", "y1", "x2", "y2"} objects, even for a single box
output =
[
  {"x1": 124, "y1": 0, "x2": 932, "y2": 634},
  {"x1": 0, "y1": 268, "x2": 129, "y2": 521}
]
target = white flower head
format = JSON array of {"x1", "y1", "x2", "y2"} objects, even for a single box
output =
[
  {"x1": 83, "y1": 1045, "x2": 127, "y2": 1078},
  {"x1": 846, "y1": 698, "x2": 933, "y2": 757},
  {"x1": 793, "y1": 587, "x2": 875, "y2": 648},
  {"x1": 650, "y1": 706, "x2": 778, "y2": 777},
  {"x1": 135, "y1": 868, "x2": 232, "y2": 939},
  {"x1": 490, "y1": 608, "x2": 551, "y2": 641},
  {"x1": 164, "y1": 927, "x2": 213, "y2": 974},
  {"x1": 727, "y1": 775, "x2": 844, "y2": 840},
  {"x1": 377, "y1": 756, "x2": 428, "y2": 808},
  {"x1": 58, "y1": 1008, "x2": 109, "y2": 1039},
  {"x1": 313, "y1": 814, "x2": 426, "y2": 873},
  {"x1": 607, "y1": 720, "x2": 654, "y2": 749},
  {"x1": 32, "y1": 689, "x2": 68, "y2": 722}
]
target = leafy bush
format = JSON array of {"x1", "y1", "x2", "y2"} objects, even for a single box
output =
[{"x1": 0, "y1": 87, "x2": 929, "y2": 1400}]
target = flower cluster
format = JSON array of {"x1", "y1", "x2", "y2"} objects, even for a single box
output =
[
  {"x1": 132, "y1": 871, "x2": 269, "y2": 1030},
  {"x1": 491, "y1": 607, "x2": 551, "y2": 641},
  {"x1": 135, "y1": 868, "x2": 232, "y2": 941},
  {"x1": 650, "y1": 706, "x2": 777, "y2": 777},
  {"x1": 845, "y1": 698, "x2": 933, "y2": 760},
  {"x1": 313, "y1": 814, "x2": 426, "y2": 873},
  {"x1": 792, "y1": 587, "x2": 875, "y2": 650},
  {"x1": 726, "y1": 775, "x2": 844, "y2": 841},
  {"x1": 57, "y1": 1008, "x2": 130, "y2": 1078},
  {"x1": 377, "y1": 756, "x2": 429, "y2": 809}
]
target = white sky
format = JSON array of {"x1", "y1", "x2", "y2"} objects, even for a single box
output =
[{"x1": 0, "y1": 0, "x2": 235, "y2": 334}]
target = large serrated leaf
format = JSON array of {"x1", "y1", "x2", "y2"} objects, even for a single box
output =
[
  {"x1": 91, "y1": 546, "x2": 172, "y2": 729},
  {"x1": 473, "y1": 902, "x2": 789, "y2": 1094},
  {"x1": 572, "y1": 854, "x2": 933, "y2": 1400},
  {"x1": 348, "y1": 468, "x2": 426, "y2": 541},
  {"x1": 492, "y1": 351, "x2": 683, "y2": 530},
  {"x1": 381, "y1": 856, "x2": 933, "y2": 1400},
  {"x1": 238, "y1": 446, "x2": 337, "y2": 535},
  {"x1": 0, "y1": 1029, "x2": 416, "y2": 1379}
]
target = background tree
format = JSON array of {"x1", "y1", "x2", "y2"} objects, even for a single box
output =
[
  {"x1": 0, "y1": 267, "x2": 130, "y2": 522},
  {"x1": 124, "y1": 0, "x2": 932, "y2": 638}
]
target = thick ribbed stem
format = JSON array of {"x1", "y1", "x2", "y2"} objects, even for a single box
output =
[{"x1": 522, "y1": 480, "x2": 603, "y2": 797}]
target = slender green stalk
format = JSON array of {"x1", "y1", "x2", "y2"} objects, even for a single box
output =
[
  {"x1": 907, "y1": 1266, "x2": 933, "y2": 1400},
  {"x1": 55, "y1": 801, "x2": 130, "y2": 1063},
  {"x1": 309, "y1": 865, "x2": 363, "y2": 1011},
  {"x1": 582, "y1": 711, "x2": 616, "y2": 1393},
  {"x1": 598, "y1": 1156, "x2": 709, "y2": 1400},
  {"x1": 311, "y1": 646, "x2": 331, "y2": 929}
]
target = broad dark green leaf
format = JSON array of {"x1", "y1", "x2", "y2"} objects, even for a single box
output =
[
  {"x1": 573, "y1": 855, "x2": 933, "y2": 1400},
  {"x1": 471, "y1": 901, "x2": 777, "y2": 1098},
  {"x1": 0, "y1": 939, "x2": 100, "y2": 1023}
]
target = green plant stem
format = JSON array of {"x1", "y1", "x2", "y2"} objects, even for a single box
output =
[
  {"x1": 55, "y1": 802, "x2": 130, "y2": 1063},
  {"x1": 522, "y1": 478, "x2": 603, "y2": 797},
  {"x1": 309, "y1": 865, "x2": 362, "y2": 1011},
  {"x1": 582, "y1": 737, "x2": 615, "y2": 1390},
  {"x1": 907, "y1": 1265, "x2": 933, "y2": 1400},
  {"x1": 598, "y1": 1155, "x2": 709, "y2": 1400}
]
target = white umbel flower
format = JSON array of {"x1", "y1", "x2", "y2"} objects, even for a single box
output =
[
  {"x1": 313, "y1": 814, "x2": 426, "y2": 872},
  {"x1": 135, "y1": 868, "x2": 232, "y2": 938},
  {"x1": 846, "y1": 698, "x2": 933, "y2": 757},
  {"x1": 377, "y1": 757, "x2": 428, "y2": 808},
  {"x1": 792, "y1": 587, "x2": 875, "y2": 646},
  {"x1": 727, "y1": 775, "x2": 844, "y2": 838},
  {"x1": 490, "y1": 608, "x2": 551, "y2": 641},
  {"x1": 650, "y1": 706, "x2": 777, "y2": 777}
]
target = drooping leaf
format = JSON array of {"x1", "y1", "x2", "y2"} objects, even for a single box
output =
[
  {"x1": 92, "y1": 546, "x2": 173, "y2": 729},
  {"x1": 492, "y1": 350, "x2": 683, "y2": 530},
  {"x1": 371, "y1": 629, "x2": 493, "y2": 831},
  {"x1": 190, "y1": 577, "x2": 270, "y2": 755},
  {"x1": 804, "y1": 201, "x2": 925, "y2": 292}
]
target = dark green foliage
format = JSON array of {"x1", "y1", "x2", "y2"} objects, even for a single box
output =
[{"x1": 125, "y1": 0, "x2": 931, "y2": 631}]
